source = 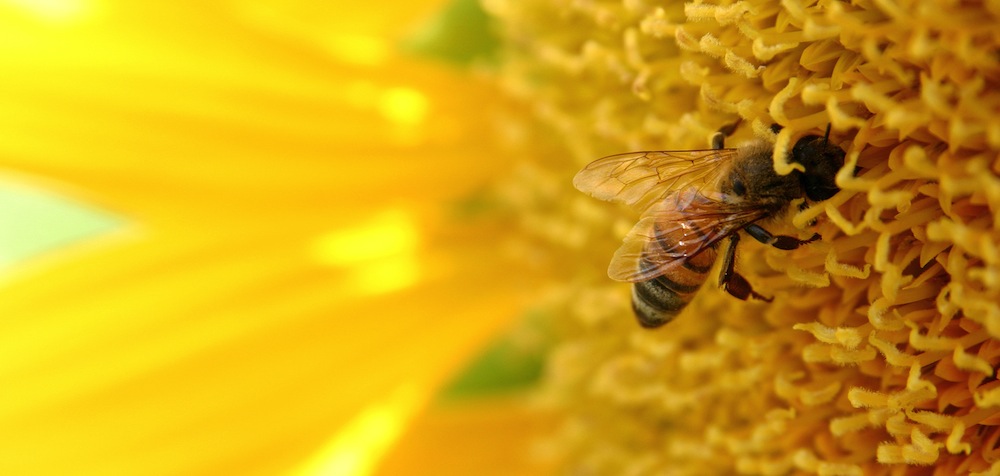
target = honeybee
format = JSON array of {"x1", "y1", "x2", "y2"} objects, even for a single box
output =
[{"x1": 573, "y1": 124, "x2": 846, "y2": 328}]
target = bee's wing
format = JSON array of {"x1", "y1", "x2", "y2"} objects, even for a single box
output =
[
  {"x1": 607, "y1": 192, "x2": 770, "y2": 283},
  {"x1": 573, "y1": 149, "x2": 738, "y2": 211}
]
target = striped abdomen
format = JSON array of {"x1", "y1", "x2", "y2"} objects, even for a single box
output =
[{"x1": 631, "y1": 220, "x2": 717, "y2": 328}]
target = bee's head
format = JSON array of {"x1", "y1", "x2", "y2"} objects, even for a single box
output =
[{"x1": 790, "y1": 130, "x2": 845, "y2": 201}]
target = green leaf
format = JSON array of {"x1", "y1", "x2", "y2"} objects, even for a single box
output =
[
  {"x1": 439, "y1": 311, "x2": 550, "y2": 400},
  {"x1": 402, "y1": 0, "x2": 499, "y2": 66}
]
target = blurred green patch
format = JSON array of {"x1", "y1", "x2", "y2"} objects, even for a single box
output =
[
  {"x1": 440, "y1": 311, "x2": 550, "y2": 400},
  {"x1": 0, "y1": 181, "x2": 122, "y2": 268},
  {"x1": 450, "y1": 187, "x2": 502, "y2": 220},
  {"x1": 402, "y1": 0, "x2": 499, "y2": 66}
]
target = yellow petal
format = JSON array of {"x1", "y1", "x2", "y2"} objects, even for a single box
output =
[
  {"x1": 0, "y1": 1, "x2": 540, "y2": 475},
  {"x1": 373, "y1": 397, "x2": 558, "y2": 476}
]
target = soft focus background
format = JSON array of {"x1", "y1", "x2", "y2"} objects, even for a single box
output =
[{"x1": 0, "y1": 1, "x2": 554, "y2": 475}]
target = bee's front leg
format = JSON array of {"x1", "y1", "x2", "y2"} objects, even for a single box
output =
[
  {"x1": 719, "y1": 234, "x2": 772, "y2": 302},
  {"x1": 744, "y1": 224, "x2": 820, "y2": 250}
]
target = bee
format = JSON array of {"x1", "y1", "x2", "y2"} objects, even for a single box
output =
[{"x1": 573, "y1": 123, "x2": 846, "y2": 328}]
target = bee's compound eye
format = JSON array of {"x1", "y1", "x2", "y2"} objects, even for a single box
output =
[{"x1": 733, "y1": 178, "x2": 746, "y2": 196}]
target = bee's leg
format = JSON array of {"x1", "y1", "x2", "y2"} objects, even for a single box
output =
[
  {"x1": 719, "y1": 234, "x2": 772, "y2": 302},
  {"x1": 711, "y1": 119, "x2": 742, "y2": 149},
  {"x1": 744, "y1": 224, "x2": 820, "y2": 250}
]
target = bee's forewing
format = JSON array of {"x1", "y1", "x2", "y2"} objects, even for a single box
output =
[
  {"x1": 573, "y1": 149, "x2": 737, "y2": 211},
  {"x1": 607, "y1": 201, "x2": 694, "y2": 283},
  {"x1": 607, "y1": 191, "x2": 770, "y2": 283}
]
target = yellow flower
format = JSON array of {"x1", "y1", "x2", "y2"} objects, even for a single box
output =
[
  {"x1": 0, "y1": 1, "x2": 550, "y2": 475},
  {"x1": 486, "y1": 0, "x2": 1000, "y2": 473}
]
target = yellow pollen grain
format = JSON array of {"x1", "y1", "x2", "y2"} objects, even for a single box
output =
[
  {"x1": 952, "y1": 345, "x2": 995, "y2": 376},
  {"x1": 830, "y1": 411, "x2": 879, "y2": 436},
  {"x1": 799, "y1": 381, "x2": 842, "y2": 406},
  {"x1": 825, "y1": 248, "x2": 871, "y2": 278},
  {"x1": 974, "y1": 387, "x2": 1000, "y2": 408},
  {"x1": 946, "y1": 422, "x2": 972, "y2": 455},
  {"x1": 907, "y1": 324, "x2": 959, "y2": 352},
  {"x1": 868, "y1": 332, "x2": 918, "y2": 367},
  {"x1": 849, "y1": 388, "x2": 889, "y2": 408},
  {"x1": 793, "y1": 322, "x2": 863, "y2": 348}
]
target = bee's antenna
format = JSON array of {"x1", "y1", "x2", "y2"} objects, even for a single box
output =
[{"x1": 823, "y1": 123, "x2": 831, "y2": 147}]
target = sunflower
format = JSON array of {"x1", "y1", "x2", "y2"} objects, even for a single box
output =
[
  {"x1": 6, "y1": 0, "x2": 1000, "y2": 475},
  {"x1": 484, "y1": 0, "x2": 1000, "y2": 474}
]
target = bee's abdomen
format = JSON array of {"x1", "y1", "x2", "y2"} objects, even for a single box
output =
[
  {"x1": 631, "y1": 232, "x2": 716, "y2": 328},
  {"x1": 631, "y1": 279, "x2": 691, "y2": 328}
]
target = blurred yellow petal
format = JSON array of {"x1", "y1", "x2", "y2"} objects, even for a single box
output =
[
  {"x1": 295, "y1": 383, "x2": 425, "y2": 476},
  {"x1": 1, "y1": 0, "x2": 95, "y2": 22},
  {"x1": 374, "y1": 397, "x2": 558, "y2": 476},
  {"x1": 0, "y1": 1, "x2": 542, "y2": 475},
  {"x1": 0, "y1": 222, "x2": 535, "y2": 475}
]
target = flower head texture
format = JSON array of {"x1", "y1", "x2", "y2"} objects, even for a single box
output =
[{"x1": 486, "y1": 0, "x2": 1000, "y2": 473}]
